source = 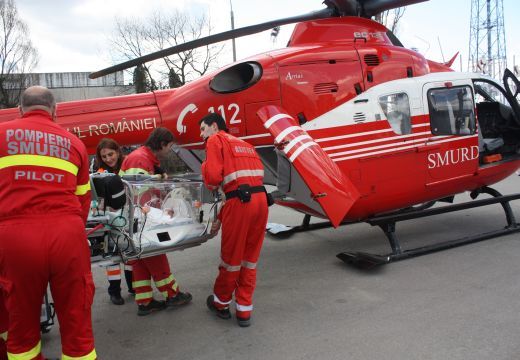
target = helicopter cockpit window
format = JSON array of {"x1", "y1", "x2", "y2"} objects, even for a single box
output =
[
  {"x1": 428, "y1": 86, "x2": 476, "y2": 136},
  {"x1": 473, "y1": 79, "x2": 514, "y2": 143},
  {"x1": 378, "y1": 93, "x2": 411, "y2": 135},
  {"x1": 209, "y1": 62, "x2": 263, "y2": 94},
  {"x1": 474, "y1": 81, "x2": 510, "y2": 107}
]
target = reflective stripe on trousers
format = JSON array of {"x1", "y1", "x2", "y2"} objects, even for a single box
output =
[
  {"x1": 213, "y1": 193, "x2": 267, "y2": 319},
  {"x1": 0, "y1": 215, "x2": 96, "y2": 360},
  {"x1": 219, "y1": 260, "x2": 257, "y2": 271},
  {"x1": 132, "y1": 255, "x2": 179, "y2": 304},
  {"x1": 62, "y1": 348, "x2": 97, "y2": 360},
  {"x1": 7, "y1": 340, "x2": 40, "y2": 360}
]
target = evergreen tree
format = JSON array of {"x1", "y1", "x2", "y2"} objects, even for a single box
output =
[
  {"x1": 168, "y1": 69, "x2": 183, "y2": 89},
  {"x1": 133, "y1": 65, "x2": 149, "y2": 93}
]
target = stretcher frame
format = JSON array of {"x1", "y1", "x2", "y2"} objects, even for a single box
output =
[{"x1": 86, "y1": 176, "x2": 213, "y2": 265}]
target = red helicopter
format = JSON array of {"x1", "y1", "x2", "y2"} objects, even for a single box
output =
[{"x1": 2, "y1": 0, "x2": 520, "y2": 267}]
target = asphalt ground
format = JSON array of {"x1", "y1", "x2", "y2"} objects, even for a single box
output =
[{"x1": 41, "y1": 174, "x2": 520, "y2": 360}]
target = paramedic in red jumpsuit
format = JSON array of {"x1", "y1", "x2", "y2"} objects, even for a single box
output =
[
  {"x1": 200, "y1": 113, "x2": 268, "y2": 328},
  {"x1": 0, "y1": 86, "x2": 96, "y2": 359},
  {"x1": 95, "y1": 138, "x2": 134, "y2": 305},
  {"x1": 120, "y1": 127, "x2": 192, "y2": 316}
]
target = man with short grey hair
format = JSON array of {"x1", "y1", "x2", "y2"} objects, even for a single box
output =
[
  {"x1": 20, "y1": 85, "x2": 56, "y2": 113},
  {"x1": 0, "y1": 86, "x2": 97, "y2": 359}
]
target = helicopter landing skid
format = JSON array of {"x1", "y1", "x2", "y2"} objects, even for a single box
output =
[{"x1": 337, "y1": 187, "x2": 520, "y2": 269}]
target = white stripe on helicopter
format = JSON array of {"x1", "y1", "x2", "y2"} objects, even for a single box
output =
[
  {"x1": 322, "y1": 130, "x2": 432, "y2": 152},
  {"x1": 314, "y1": 123, "x2": 430, "y2": 144},
  {"x1": 327, "y1": 135, "x2": 436, "y2": 158},
  {"x1": 181, "y1": 121, "x2": 476, "y2": 164},
  {"x1": 332, "y1": 135, "x2": 478, "y2": 162}
]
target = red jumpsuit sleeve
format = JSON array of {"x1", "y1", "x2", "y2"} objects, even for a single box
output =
[
  {"x1": 75, "y1": 144, "x2": 91, "y2": 223},
  {"x1": 120, "y1": 149, "x2": 155, "y2": 175},
  {"x1": 201, "y1": 135, "x2": 224, "y2": 190}
]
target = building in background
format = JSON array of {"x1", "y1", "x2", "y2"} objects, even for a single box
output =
[{"x1": 24, "y1": 71, "x2": 134, "y2": 102}]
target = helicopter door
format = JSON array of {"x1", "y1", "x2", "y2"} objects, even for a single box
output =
[
  {"x1": 502, "y1": 69, "x2": 520, "y2": 125},
  {"x1": 423, "y1": 84, "x2": 478, "y2": 182},
  {"x1": 257, "y1": 105, "x2": 360, "y2": 227}
]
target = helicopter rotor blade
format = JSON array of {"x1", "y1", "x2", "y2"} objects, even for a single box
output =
[
  {"x1": 90, "y1": 0, "x2": 429, "y2": 79},
  {"x1": 361, "y1": 0, "x2": 428, "y2": 17},
  {"x1": 89, "y1": 8, "x2": 334, "y2": 79}
]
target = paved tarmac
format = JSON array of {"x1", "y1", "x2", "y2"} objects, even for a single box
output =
[{"x1": 42, "y1": 174, "x2": 520, "y2": 360}]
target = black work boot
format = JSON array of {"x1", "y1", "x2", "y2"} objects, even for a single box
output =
[
  {"x1": 206, "y1": 295, "x2": 231, "y2": 319},
  {"x1": 137, "y1": 299, "x2": 166, "y2": 316},
  {"x1": 108, "y1": 280, "x2": 124, "y2": 305},
  {"x1": 237, "y1": 316, "x2": 251, "y2": 327},
  {"x1": 110, "y1": 293, "x2": 125, "y2": 305},
  {"x1": 166, "y1": 291, "x2": 193, "y2": 308}
]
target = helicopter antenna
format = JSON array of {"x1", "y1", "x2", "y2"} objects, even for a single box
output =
[
  {"x1": 437, "y1": 36, "x2": 445, "y2": 63},
  {"x1": 414, "y1": 35, "x2": 430, "y2": 55}
]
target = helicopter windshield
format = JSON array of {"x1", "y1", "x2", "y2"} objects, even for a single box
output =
[{"x1": 473, "y1": 77, "x2": 519, "y2": 127}]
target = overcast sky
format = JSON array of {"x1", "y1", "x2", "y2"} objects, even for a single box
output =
[{"x1": 14, "y1": 0, "x2": 520, "y2": 77}]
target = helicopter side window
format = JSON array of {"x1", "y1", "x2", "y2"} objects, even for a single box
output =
[
  {"x1": 428, "y1": 86, "x2": 476, "y2": 136},
  {"x1": 378, "y1": 93, "x2": 411, "y2": 135}
]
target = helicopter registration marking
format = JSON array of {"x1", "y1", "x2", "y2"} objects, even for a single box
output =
[{"x1": 354, "y1": 31, "x2": 385, "y2": 40}]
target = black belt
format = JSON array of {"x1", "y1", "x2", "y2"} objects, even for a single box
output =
[{"x1": 225, "y1": 185, "x2": 265, "y2": 201}]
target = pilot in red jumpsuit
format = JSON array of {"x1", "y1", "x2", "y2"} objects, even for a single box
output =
[
  {"x1": 200, "y1": 113, "x2": 268, "y2": 327},
  {"x1": 120, "y1": 127, "x2": 192, "y2": 316},
  {"x1": 0, "y1": 86, "x2": 96, "y2": 359}
]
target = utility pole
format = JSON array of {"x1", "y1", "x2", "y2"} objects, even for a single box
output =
[
  {"x1": 468, "y1": 0, "x2": 507, "y2": 79},
  {"x1": 230, "y1": 0, "x2": 236, "y2": 62}
]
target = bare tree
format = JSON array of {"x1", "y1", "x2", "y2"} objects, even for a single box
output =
[
  {"x1": 113, "y1": 18, "x2": 157, "y2": 92},
  {"x1": 374, "y1": 7, "x2": 406, "y2": 34},
  {"x1": 0, "y1": 0, "x2": 38, "y2": 108},
  {"x1": 110, "y1": 10, "x2": 224, "y2": 89}
]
